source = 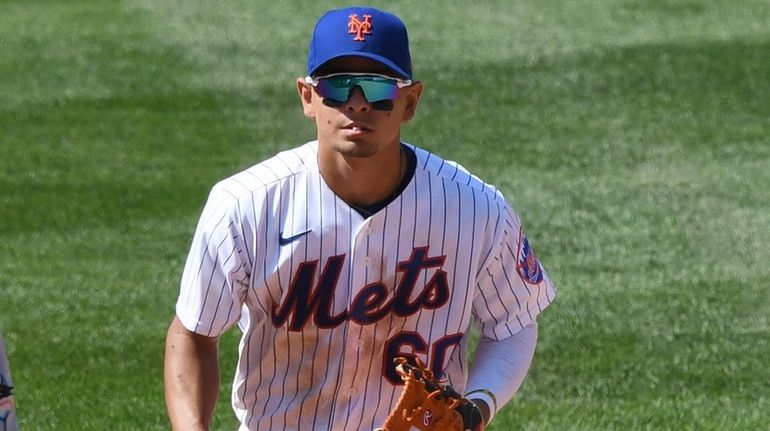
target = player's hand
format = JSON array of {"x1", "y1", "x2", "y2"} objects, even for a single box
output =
[
  {"x1": 455, "y1": 398, "x2": 485, "y2": 431},
  {"x1": 379, "y1": 357, "x2": 487, "y2": 431}
]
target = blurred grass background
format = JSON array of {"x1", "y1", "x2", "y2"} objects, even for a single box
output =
[{"x1": 1, "y1": 0, "x2": 768, "y2": 429}]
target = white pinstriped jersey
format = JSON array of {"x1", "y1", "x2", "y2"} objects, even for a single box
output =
[{"x1": 176, "y1": 141, "x2": 556, "y2": 431}]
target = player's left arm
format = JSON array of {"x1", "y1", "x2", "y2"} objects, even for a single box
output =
[
  {"x1": 465, "y1": 322, "x2": 539, "y2": 425},
  {"x1": 467, "y1": 204, "x2": 555, "y2": 425}
]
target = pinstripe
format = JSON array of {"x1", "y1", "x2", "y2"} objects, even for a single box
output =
[
  {"x1": 307, "y1": 178, "x2": 331, "y2": 429},
  {"x1": 248, "y1": 186, "x2": 274, "y2": 429},
  {"x1": 488, "y1": 267, "x2": 516, "y2": 338},
  {"x1": 481, "y1": 268, "x2": 504, "y2": 331},
  {"x1": 351, "y1": 232, "x2": 375, "y2": 431},
  {"x1": 206, "y1": 245, "x2": 238, "y2": 335},
  {"x1": 500, "y1": 249, "x2": 527, "y2": 329},
  {"x1": 236, "y1": 190, "x2": 260, "y2": 420},
  {"x1": 324, "y1": 202, "x2": 351, "y2": 429},
  {"x1": 365, "y1": 204, "x2": 394, "y2": 431},
  {"x1": 443, "y1": 181, "x2": 462, "y2": 337},
  {"x1": 184, "y1": 210, "x2": 227, "y2": 311},
  {"x1": 194, "y1": 230, "x2": 231, "y2": 334},
  {"x1": 421, "y1": 172, "x2": 446, "y2": 380},
  {"x1": 411, "y1": 174, "x2": 429, "y2": 351},
  {"x1": 290, "y1": 172, "x2": 311, "y2": 427},
  {"x1": 382, "y1": 189, "x2": 407, "y2": 421},
  {"x1": 497, "y1": 254, "x2": 524, "y2": 319},
  {"x1": 271, "y1": 175, "x2": 294, "y2": 431},
  {"x1": 507, "y1": 240, "x2": 535, "y2": 322},
  {"x1": 341, "y1": 231, "x2": 372, "y2": 431},
  {"x1": 438, "y1": 177, "x2": 457, "y2": 387},
  {"x1": 235, "y1": 200, "x2": 253, "y2": 279},
  {"x1": 293, "y1": 171, "x2": 315, "y2": 429},
  {"x1": 476, "y1": 195, "x2": 497, "y2": 278},
  {"x1": 456, "y1": 186, "x2": 478, "y2": 334},
  {"x1": 308, "y1": 189, "x2": 331, "y2": 429},
  {"x1": 258, "y1": 328, "x2": 281, "y2": 428},
  {"x1": 410, "y1": 178, "x2": 443, "y2": 384}
]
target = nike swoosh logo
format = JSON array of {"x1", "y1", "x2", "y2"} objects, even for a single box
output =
[{"x1": 279, "y1": 229, "x2": 311, "y2": 246}]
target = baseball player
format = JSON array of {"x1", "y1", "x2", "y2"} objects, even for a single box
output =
[
  {"x1": 0, "y1": 333, "x2": 19, "y2": 431},
  {"x1": 164, "y1": 7, "x2": 556, "y2": 431}
]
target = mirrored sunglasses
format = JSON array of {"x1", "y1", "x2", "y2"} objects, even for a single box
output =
[{"x1": 305, "y1": 73, "x2": 412, "y2": 104}]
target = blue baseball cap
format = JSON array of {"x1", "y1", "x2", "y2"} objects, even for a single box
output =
[{"x1": 306, "y1": 7, "x2": 412, "y2": 79}]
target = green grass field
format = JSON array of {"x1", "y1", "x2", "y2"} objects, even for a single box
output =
[{"x1": 1, "y1": 0, "x2": 768, "y2": 429}]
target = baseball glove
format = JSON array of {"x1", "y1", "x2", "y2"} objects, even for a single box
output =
[{"x1": 377, "y1": 357, "x2": 484, "y2": 431}]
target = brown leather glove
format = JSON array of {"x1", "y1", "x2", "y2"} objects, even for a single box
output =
[{"x1": 377, "y1": 357, "x2": 484, "y2": 431}]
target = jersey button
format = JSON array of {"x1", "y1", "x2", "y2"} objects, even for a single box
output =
[{"x1": 363, "y1": 257, "x2": 372, "y2": 266}]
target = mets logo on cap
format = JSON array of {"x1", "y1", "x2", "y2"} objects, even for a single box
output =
[
  {"x1": 516, "y1": 229, "x2": 544, "y2": 284},
  {"x1": 348, "y1": 14, "x2": 372, "y2": 41}
]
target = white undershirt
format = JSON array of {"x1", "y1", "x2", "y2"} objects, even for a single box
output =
[{"x1": 465, "y1": 322, "x2": 539, "y2": 423}]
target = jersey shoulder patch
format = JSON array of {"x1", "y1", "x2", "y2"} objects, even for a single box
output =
[{"x1": 516, "y1": 229, "x2": 544, "y2": 284}]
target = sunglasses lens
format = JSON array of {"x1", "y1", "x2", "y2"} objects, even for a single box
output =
[
  {"x1": 359, "y1": 79, "x2": 399, "y2": 102},
  {"x1": 315, "y1": 76, "x2": 400, "y2": 103},
  {"x1": 315, "y1": 78, "x2": 353, "y2": 103}
]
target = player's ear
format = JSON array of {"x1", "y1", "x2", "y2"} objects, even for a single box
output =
[
  {"x1": 401, "y1": 81, "x2": 423, "y2": 123},
  {"x1": 297, "y1": 77, "x2": 316, "y2": 119}
]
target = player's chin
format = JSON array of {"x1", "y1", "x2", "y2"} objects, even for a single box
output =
[{"x1": 332, "y1": 137, "x2": 378, "y2": 158}]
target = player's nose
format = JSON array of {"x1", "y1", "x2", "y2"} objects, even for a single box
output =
[{"x1": 344, "y1": 86, "x2": 371, "y2": 112}]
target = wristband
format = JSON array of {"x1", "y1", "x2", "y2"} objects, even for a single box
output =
[{"x1": 465, "y1": 388, "x2": 498, "y2": 423}]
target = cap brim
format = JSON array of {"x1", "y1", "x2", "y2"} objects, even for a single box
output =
[{"x1": 309, "y1": 52, "x2": 411, "y2": 79}]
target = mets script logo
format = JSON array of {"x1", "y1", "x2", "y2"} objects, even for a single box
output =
[
  {"x1": 348, "y1": 14, "x2": 372, "y2": 41},
  {"x1": 271, "y1": 247, "x2": 449, "y2": 331},
  {"x1": 272, "y1": 246, "x2": 464, "y2": 386}
]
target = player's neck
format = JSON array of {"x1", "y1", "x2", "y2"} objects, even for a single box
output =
[{"x1": 319, "y1": 143, "x2": 406, "y2": 207}]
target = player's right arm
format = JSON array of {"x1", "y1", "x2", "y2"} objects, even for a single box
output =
[{"x1": 164, "y1": 316, "x2": 220, "y2": 431}]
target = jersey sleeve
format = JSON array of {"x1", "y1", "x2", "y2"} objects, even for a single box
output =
[
  {"x1": 473, "y1": 205, "x2": 556, "y2": 340},
  {"x1": 175, "y1": 184, "x2": 251, "y2": 337}
]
